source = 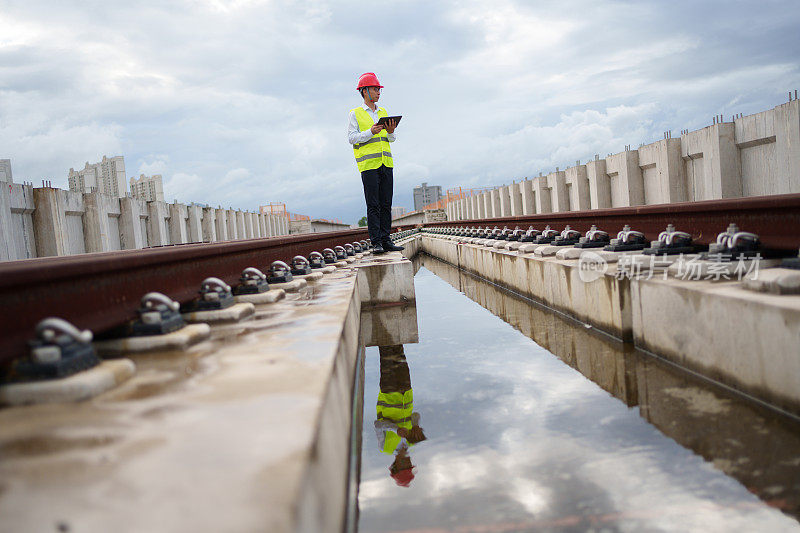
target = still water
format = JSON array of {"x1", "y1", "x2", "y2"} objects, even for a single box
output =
[{"x1": 357, "y1": 255, "x2": 800, "y2": 532}]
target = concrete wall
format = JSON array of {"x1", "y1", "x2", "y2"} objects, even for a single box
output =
[
  {"x1": 416, "y1": 232, "x2": 800, "y2": 416},
  {"x1": 445, "y1": 99, "x2": 800, "y2": 221},
  {"x1": 290, "y1": 219, "x2": 312, "y2": 234},
  {"x1": 0, "y1": 186, "x2": 292, "y2": 261},
  {"x1": 392, "y1": 210, "x2": 425, "y2": 226},
  {"x1": 310, "y1": 220, "x2": 352, "y2": 233},
  {"x1": 0, "y1": 183, "x2": 36, "y2": 261}
]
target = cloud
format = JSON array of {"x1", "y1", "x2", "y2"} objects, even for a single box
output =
[
  {"x1": 1, "y1": 0, "x2": 798, "y2": 222},
  {"x1": 137, "y1": 155, "x2": 170, "y2": 177}
]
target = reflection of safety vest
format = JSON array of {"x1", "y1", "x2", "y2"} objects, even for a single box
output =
[
  {"x1": 352, "y1": 106, "x2": 394, "y2": 172},
  {"x1": 377, "y1": 389, "x2": 413, "y2": 454}
]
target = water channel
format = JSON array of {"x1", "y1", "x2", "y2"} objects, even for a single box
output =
[{"x1": 356, "y1": 254, "x2": 800, "y2": 532}]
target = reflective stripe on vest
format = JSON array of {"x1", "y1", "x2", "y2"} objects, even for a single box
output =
[{"x1": 352, "y1": 106, "x2": 394, "y2": 172}]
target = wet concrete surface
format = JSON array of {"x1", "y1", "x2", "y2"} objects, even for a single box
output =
[
  {"x1": 0, "y1": 266, "x2": 362, "y2": 533},
  {"x1": 357, "y1": 255, "x2": 800, "y2": 532}
]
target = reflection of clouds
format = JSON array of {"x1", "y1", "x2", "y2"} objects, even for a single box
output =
[
  {"x1": 360, "y1": 445, "x2": 553, "y2": 519},
  {"x1": 573, "y1": 442, "x2": 798, "y2": 531},
  {"x1": 359, "y1": 269, "x2": 800, "y2": 530},
  {"x1": 508, "y1": 477, "x2": 549, "y2": 516}
]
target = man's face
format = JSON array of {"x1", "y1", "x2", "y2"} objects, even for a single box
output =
[{"x1": 367, "y1": 86, "x2": 381, "y2": 102}]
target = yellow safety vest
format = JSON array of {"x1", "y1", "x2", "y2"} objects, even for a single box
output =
[
  {"x1": 352, "y1": 106, "x2": 394, "y2": 172},
  {"x1": 377, "y1": 389, "x2": 413, "y2": 455}
]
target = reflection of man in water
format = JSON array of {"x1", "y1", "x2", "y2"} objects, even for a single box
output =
[{"x1": 375, "y1": 345, "x2": 426, "y2": 487}]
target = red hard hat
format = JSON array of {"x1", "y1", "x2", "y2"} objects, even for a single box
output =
[
  {"x1": 390, "y1": 467, "x2": 415, "y2": 487},
  {"x1": 357, "y1": 72, "x2": 383, "y2": 90}
]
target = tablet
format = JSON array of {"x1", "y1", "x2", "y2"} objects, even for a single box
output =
[{"x1": 376, "y1": 115, "x2": 402, "y2": 127}]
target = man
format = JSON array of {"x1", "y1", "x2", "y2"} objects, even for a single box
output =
[
  {"x1": 374, "y1": 344, "x2": 426, "y2": 487},
  {"x1": 348, "y1": 72, "x2": 404, "y2": 254}
]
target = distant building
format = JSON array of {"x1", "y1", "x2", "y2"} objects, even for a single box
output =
[
  {"x1": 391, "y1": 206, "x2": 407, "y2": 219},
  {"x1": 68, "y1": 155, "x2": 127, "y2": 197},
  {"x1": 0, "y1": 159, "x2": 12, "y2": 183},
  {"x1": 130, "y1": 174, "x2": 165, "y2": 202},
  {"x1": 413, "y1": 182, "x2": 442, "y2": 211},
  {"x1": 260, "y1": 203, "x2": 287, "y2": 216}
]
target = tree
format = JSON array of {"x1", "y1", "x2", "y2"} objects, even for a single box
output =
[{"x1": 358, "y1": 216, "x2": 367, "y2": 227}]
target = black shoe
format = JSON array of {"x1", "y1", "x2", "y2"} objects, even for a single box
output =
[
  {"x1": 372, "y1": 243, "x2": 386, "y2": 254},
  {"x1": 383, "y1": 241, "x2": 404, "y2": 252}
]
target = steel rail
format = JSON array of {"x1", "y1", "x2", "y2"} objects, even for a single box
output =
[
  {"x1": 0, "y1": 229, "x2": 368, "y2": 367},
  {"x1": 412, "y1": 193, "x2": 800, "y2": 252}
]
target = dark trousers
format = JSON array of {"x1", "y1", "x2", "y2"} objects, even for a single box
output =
[
  {"x1": 379, "y1": 345, "x2": 411, "y2": 393},
  {"x1": 361, "y1": 165, "x2": 393, "y2": 245}
]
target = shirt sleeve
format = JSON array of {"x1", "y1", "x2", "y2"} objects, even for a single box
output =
[
  {"x1": 374, "y1": 419, "x2": 399, "y2": 448},
  {"x1": 347, "y1": 110, "x2": 374, "y2": 145}
]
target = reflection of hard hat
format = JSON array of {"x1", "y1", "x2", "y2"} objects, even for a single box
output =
[
  {"x1": 390, "y1": 467, "x2": 415, "y2": 487},
  {"x1": 357, "y1": 72, "x2": 383, "y2": 90}
]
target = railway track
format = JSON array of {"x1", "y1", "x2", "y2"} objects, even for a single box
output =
[
  {"x1": 0, "y1": 230, "x2": 368, "y2": 367},
  {"x1": 2, "y1": 193, "x2": 800, "y2": 370},
  {"x1": 413, "y1": 193, "x2": 800, "y2": 251}
]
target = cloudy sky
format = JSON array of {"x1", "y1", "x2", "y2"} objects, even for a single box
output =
[{"x1": 2, "y1": 0, "x2": 799, "y2": 223}]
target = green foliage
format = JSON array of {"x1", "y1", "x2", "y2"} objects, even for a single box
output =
[{"x1": 358, "y1": 216, "x2": 367, "y2": 227}]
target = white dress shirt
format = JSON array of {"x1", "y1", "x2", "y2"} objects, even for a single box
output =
[{"x1": 347, "y1": 104, "x2": 397, "y2": 145}]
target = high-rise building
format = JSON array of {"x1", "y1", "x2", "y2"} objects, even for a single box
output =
[
  {"x1": 413, "y1": 182, "x2": 442, "y2": 211},
  {"x1": 68, "y1": 155, "x2": 127, "y2": 197},
  {"x1": 130, "y1": 174, "x2": 165, "y2": 202},
  {"x1": 391, "y1": 206, "x2": 406, "y2": 219},
  {"x1": 0, "y1": 159, "x2": 12, "y2": 183}
]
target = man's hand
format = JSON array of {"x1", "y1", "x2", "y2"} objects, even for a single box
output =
[
  {"x1": 370, "y1": 123, "x2": 384, "y2": 135},
  {"x1": 385, "y1": 119, "x2": 396, "y2": 134}
]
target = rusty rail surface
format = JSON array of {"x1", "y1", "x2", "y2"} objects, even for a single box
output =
[
  {"x1": 414, "y1": 193, "x2": 800, "y2": 252},
  {"x1": 0, "y1": 230, "x2": 368, "y2": 367}
]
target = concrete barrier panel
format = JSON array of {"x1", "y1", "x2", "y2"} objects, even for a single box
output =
[
  {"x1": 236, "y1": 210, "x2": 246, "y2": 239},
  {"x1": 606, "y1": 150, "x2": 644, "y2": 207},
  {"x1": 682, "y1": 123, "x2": 742, "y2": 200},
  {"x1": 638, "y1": 138, "x2": 686, "y2": 204},
  {"x1": 83, "y1": 191, "x2": 121, "y2": 253},
  {"x1": 479, "y1": 191, "x2": 489, "y2": 219},
  {"x1": 216, "y1": 209, "x2": 229, "y2": 241},
  {"x1": 499, "y1": 185, "x2": 512, "y2": 217},
  {"x1": 587, "y1": 158, "x2": 611, "y2": 209},
  {"x1": 533, "y1": 175, "x2": 552, "y2": 214},
  {"x1": 547, "y1": 170, "x2": 569, "y2": 212},
  {"x1": 119, "y1": 197, "x2": 148, "y2": 249},
  {"x1": 32, "y1": 187, "x2": 86, "y2": 257},
  {"x1": 147, "y1": 201, "x2": 170, "y2": 247},
  {"x1": 202, "y1": 207, "x2": 217, "y2": 242},
  {"x1": 187, "y1": 205, "x2": 203, "y2": 242},
  {"x1": 520, "y1": 179, "x2": 535, "y2": 214},
  {"x1": 734, "y1": 101, "x2": 800, "y2": 197},
  {"x1": 773, "y1": 99, "x2": 800, "y2": 194},
  {"x1": 223, "y1": 209, "x2": 235, "y2": 239},
  {"x1": 168, "y1": 202, "x2": 189, "y2": 245},
  {"x1": 488, "y1": 188, "x2": 500, "y2": 218},
  {"x1": 244, "y1": 211, "x2": 253, "y2": 238},
  {"x1": 565, "y1": 165, "x2": 590, "y2": 211},
  {"x1": 470, "y1": 194, "x2": 480, "y2": 220},
  {"x1": 0, "y1": 183, "x2": 35, "y2": 261},
  {"x1": 510, "y1": 182, "x2": 523, "y2": 216}
]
